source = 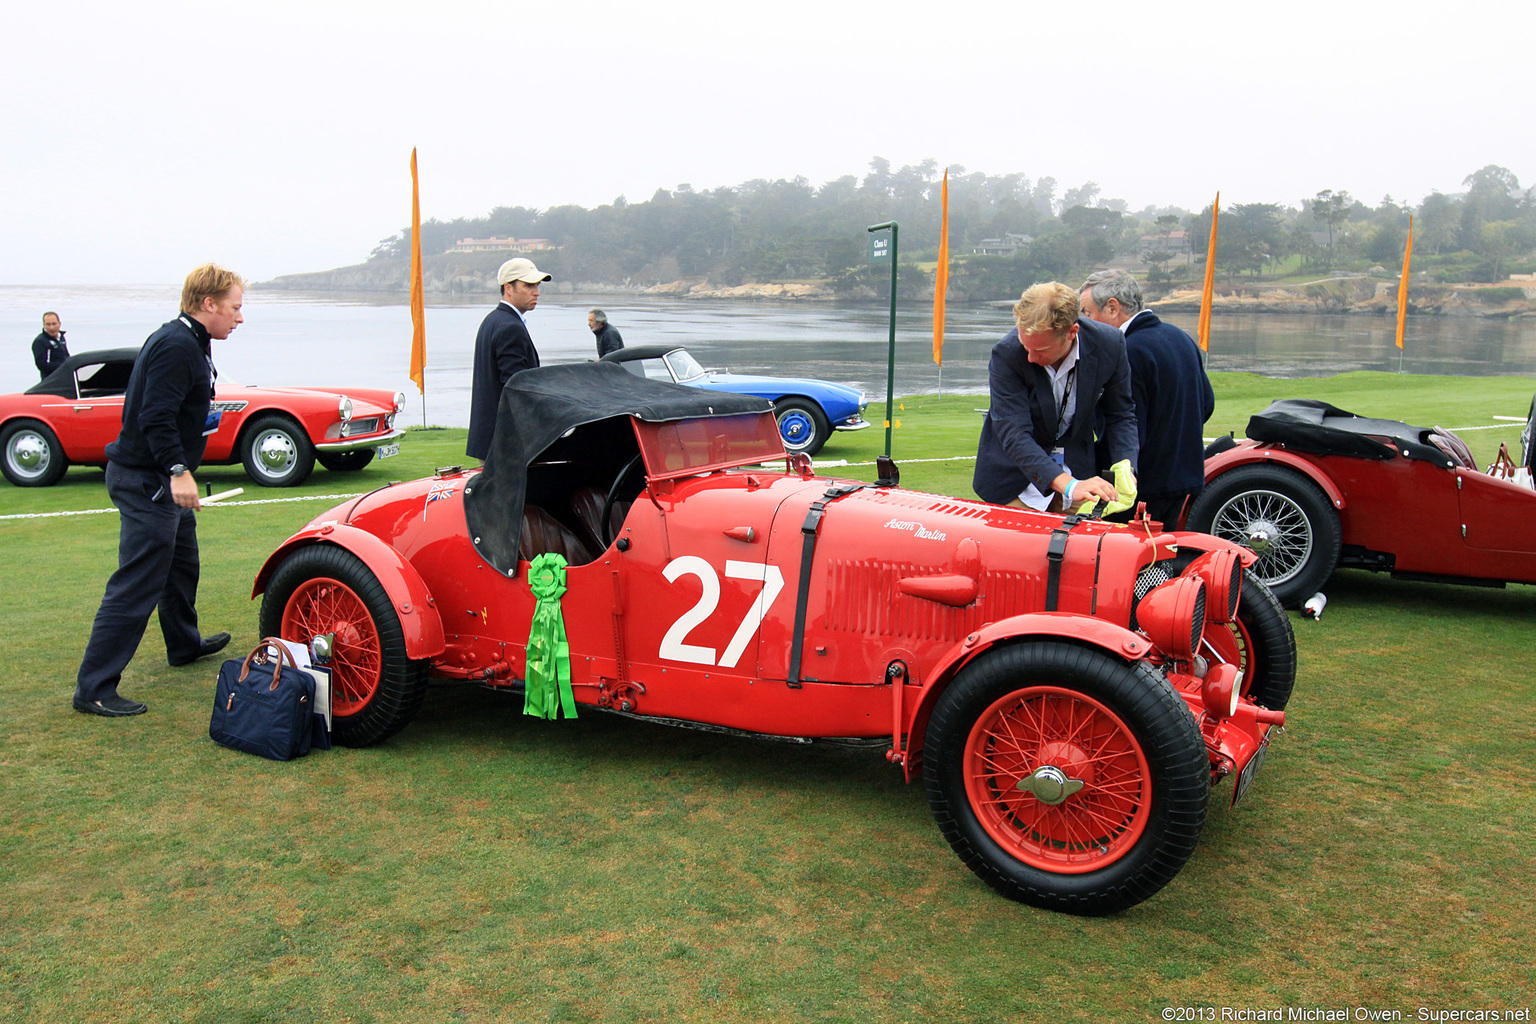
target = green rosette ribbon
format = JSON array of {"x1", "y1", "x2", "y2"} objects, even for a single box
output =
[{"x1": 523, "y1": 553, "x2": 577, "y2": 720}]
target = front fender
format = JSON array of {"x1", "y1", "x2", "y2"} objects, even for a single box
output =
[
  {"x1": 899, "y1": 613, "x2": 1152, "y2": 783},
  {"x1": 1204, "y1": 445, "x2": 1345, "y2": 510},
  {"x1": 1164, "y1": 530, "x2": 1259, "y2": 569},
  {"x1": 252, "y1": 524, "x2": 446, "y2": 661}
]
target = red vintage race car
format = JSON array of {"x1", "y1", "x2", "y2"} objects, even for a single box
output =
[
  {"x1": 253, "y1": 362, "x2": 1296, "y2": 914},
  {"x1": 1186, "y1": 398, "x2": 1536, "y2": 607},
  {"x1": 0, "y1": 348, "x2": 407, "y2": 488}
]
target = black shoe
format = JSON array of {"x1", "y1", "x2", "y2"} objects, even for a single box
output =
[
  {"x1": 74, "y1": 694, "x2": 148, "y2": 717},
  {"x1": 169, "y1": 631, "x2": 232, "y2": 667}
]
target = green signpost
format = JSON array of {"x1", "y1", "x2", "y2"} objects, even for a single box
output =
[{"x1": 867, "y1": 221, "x2": 898, "y2": 458}]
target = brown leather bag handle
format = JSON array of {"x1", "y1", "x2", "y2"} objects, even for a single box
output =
[{"x1": 238, "y1": 637, "x2": 301, "y2": 691}]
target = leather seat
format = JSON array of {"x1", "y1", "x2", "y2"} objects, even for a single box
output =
[
  {"x1": 519, "y1": 505, "x2": 595, "y2": 566},
  {"x1": 570, "y1": 485, "x2": 630, "y2": 552}
]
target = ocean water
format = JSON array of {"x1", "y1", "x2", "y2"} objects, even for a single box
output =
[{"x1": 5, "y1": 285, "x2": 1534, "y2": 428}]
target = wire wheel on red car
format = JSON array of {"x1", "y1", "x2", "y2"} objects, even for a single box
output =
[
  {"x1": 1, "y1": 419, "x2": 68, "y2": 487},
  {"x1": 924, "y1": 642, "x2": 1209, "y2": 915},
  {"x1": 1199, "y1": 567, "x2": 1296, "y2": 710},
  {"x1": 1186, "y1": 464, "x2": 1341, "y2": 608},
  {"x1": 259, "y1": 544, "x2": 429, "y2": 747},
  {"x1": 240, "y1": 414, "x2": 316, "y2": 487}
]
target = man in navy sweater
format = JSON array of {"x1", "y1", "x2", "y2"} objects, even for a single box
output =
[
  {"x1": 33, "y1": 311, "x2": 70, "y2": 380},
  {"x1": 74, "y1": 264, "x2": 241, "y2": 717},
  {"x1": 1080, "y1": 270, "x2": 1214, "y2": 526}
]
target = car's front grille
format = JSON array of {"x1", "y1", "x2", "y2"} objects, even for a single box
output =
[{"x1": 341, "y1": 417, "x2": 381, "y2": 437}]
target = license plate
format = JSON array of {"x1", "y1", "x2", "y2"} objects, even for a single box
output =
[
  {"x1": 377, "y1": 443, "x2": 400, "y2": 459},
  {"x1": 1231, "y1": 735, "x2": 1271, "y2": 807}
]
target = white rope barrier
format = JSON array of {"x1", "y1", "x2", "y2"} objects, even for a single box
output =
[{"x1": 3, "y1": 418, "x2": 1528, "y2": 522}]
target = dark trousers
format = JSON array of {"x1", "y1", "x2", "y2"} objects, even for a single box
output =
[
  {"x1": 1144, "y1": 490, "x2": 1199, "y2": 529},
  {"x1": 76, "y1": 462, "x2": 202, "y2": 701}
]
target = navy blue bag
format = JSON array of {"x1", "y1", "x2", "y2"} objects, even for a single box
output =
[{"x1": 209, "y1": 639, "x2": 319, "y2": 761}]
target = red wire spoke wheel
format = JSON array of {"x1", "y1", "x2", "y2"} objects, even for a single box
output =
[
  {"x1": 924, "y1": 641, "x2": 1209, "y2": 914},
  {"x1": 963, "y1": 685, "x2": 1151, "y2": 874},
  {"x1": 280, "y1": 576, "x2": 382, "y2": 716},
  {"x1": 259, "y1": 545, "x2": 429, "y2": 747}
]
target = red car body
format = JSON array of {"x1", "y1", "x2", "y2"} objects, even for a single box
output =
[
  {"x1": 0, "y1": 348, "x2": 406, "y2": 487},
  {"x1": 1186, "y1": 398, "x2": 1536, "y2": 607},
  {"x1": 253, "y1": 362, "x2": 1296, "y2": 914}
]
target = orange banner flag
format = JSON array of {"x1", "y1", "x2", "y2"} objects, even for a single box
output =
[
  {"x1": 1196, "y1": 191, "x2": 1219, "y2": 353},
  {"x1": 932, "y1": 169, "x2": 950, "y2": 366},
  {"x1": 1395, "y1": 215, "x2": 1414, "y2": 351},
  {"x1": 409, "y1": 148, "x2": 426, "y2": 394}
]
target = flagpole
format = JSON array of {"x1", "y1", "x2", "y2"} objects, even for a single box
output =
[
  {"x1": 932, "y1": 169, "x2": 950, "y2": 398},
  {"x1": 409, "y1": 147, "x2": 428, "y2": 428},
  {"x1": 1197, "y1": 192, "x2": 1220, "y2": 355},
  {"x1": 1395, "y1": 215, "x2": 1414, "y2": 374}
]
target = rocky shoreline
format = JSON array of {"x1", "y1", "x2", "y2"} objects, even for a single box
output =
[{"x1": 261, "y1": 258, "x2": 1536, "y2": 318}]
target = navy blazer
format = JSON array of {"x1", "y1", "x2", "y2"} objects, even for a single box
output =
[
  {"x1": 973, "y1": 317, "x2": 1138, "y2": 505},
  {"x1": 1123, "y1": 311, "x2": 1214, "y2": 497},
  {"x1": 467, "y1": 302, "x2": 540, "y2": 460}
]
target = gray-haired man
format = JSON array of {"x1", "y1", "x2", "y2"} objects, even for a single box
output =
[{"x1": 588, "y1": 309, "x2": 624, "y2": 357}]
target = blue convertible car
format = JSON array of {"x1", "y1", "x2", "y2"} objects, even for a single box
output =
[{"x1": 600, "y1": 345, "x2": 869, "y2": 455}]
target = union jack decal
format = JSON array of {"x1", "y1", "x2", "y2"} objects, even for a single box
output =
[{"x1": 423, "y1": 482, "x2": 455, "y2": 519}]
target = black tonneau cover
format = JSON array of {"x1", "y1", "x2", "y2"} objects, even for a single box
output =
[
  {"x1": 1245, "y1": 399, "x2": 1453, "y2": 468},
  {"x1": 463, "y1": 361, "x2": 771, "y2": 576}
]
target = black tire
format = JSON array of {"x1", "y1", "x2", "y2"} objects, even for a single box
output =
[
  {"x1": 923, "y1": 642, "x2": 1209, "y2": 915},
  {"x1": 259, "y1": 544, "x2": 430, "y2": 747},
  {"x1": 1, "y1": 419, "x2": 68, "y2": 487},
  {"x1": 240, "y1": 414, "x2": 316, "y2": 487},
  {"x1": 316, "y1": 449, "x2": 376, "y2": 473},
  {"x1": 773, "y1": 398, "x2": 831, "y2": 456},
  {"x1": 1186, "y1": 464, "x2": 1341, "y2": 608}
]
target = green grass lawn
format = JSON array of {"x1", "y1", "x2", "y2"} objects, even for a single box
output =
[{"x1": 3, "y1": 373, "x2": 1534, "y2": 1022}]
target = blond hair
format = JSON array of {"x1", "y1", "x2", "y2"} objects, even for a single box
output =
[
  {"x1": 1013, "y1": 282, "x2": 1079, "y2": 335},
  {"x1": 180, "y1": 263, "x2": 245, "y2": 315}
]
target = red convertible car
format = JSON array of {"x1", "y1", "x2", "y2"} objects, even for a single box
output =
[
  {"x1": 1, "y1": 349, "x2": 406, "y2": 488},
  {"x1": 253, "y1": 362, "x2": 1296, "y2": 914},
  {"x1": 1187, "y1": 398, "x2": 1536, "y2": 607}
]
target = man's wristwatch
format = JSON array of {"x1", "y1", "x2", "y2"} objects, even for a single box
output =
[{"x1": 169, "y1": 464, "x2": 188, "y2": 478}]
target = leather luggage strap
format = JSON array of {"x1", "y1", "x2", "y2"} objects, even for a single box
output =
[{"x1": 786, "y1": 483, "x2": 867, "y2": 687}]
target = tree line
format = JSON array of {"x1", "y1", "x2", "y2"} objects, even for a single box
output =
[{"x1": 368, "y1": 160, "x2": 1535, "y2": 299}]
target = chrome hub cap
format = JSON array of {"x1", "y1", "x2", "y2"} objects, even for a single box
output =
[
  {"x1": 1016, "y1": 765, "x2": 1086, "y2": 806},
  {"x1": 256, "y1": 431, "x2": 297, "y2": 472},
  {"x1": 11, "y1": 434, "x2": 47, "y2": 471}
]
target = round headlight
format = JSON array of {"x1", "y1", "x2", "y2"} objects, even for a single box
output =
[
  {"x1": 338, "y1": 396, "x2": 353, "y2": 422},
  {"x1": 1135, "y1": 576, "x2": 1207, "y2": 662},
  {"x1": 1182, "y1": 549, "x2": 1241, "y2": 624},
  {"x1": 395, "y1": 391, "x2": 407, "y2": 414}
]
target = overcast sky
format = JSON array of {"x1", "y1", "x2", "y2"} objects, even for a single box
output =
[{"x1": 3, "y1": 0, "x2": 1530, "y2": 286}]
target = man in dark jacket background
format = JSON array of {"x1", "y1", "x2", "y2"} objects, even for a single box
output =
[
  {"x1": 467, "y1": 257, "x2": 551, "y2": 461},
  {"x1": 33, "y1": 311, "x2": 69, "y2": 380},
  {"x1": 1080, "y1": 269, "x2": 1214, "y2": 525},
  {"x1": 588, "y1": 308, "x2": 624, "y2": 357},
  {"x1": 974, "y1": 282, "x2": 1138, "y2": 511},
  {"x1": 74, "y1": 264, "x2": 241, "y2": 717}
]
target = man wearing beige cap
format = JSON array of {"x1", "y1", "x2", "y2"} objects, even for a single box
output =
[{"x1": 467, "y1": 257, "x2": 552, "y2": 460}]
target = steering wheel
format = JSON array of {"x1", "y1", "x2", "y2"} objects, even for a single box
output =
[{"x1": 601, "y1": 453, "x2": 645, "y2": 547}]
